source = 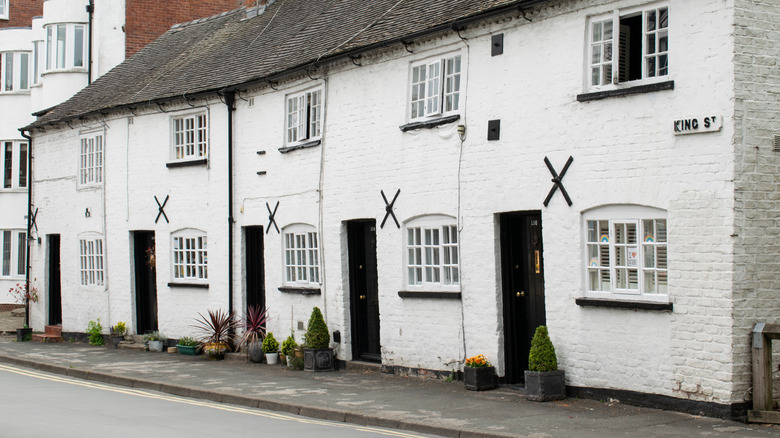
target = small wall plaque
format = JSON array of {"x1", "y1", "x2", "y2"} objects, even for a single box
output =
[{"x1": 673, "y1": 114, "x2": 722, "y2": 135}]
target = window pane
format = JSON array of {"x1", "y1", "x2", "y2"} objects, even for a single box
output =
[
  {"x1": 1, "y1": 231, "x2": 10, "y2": 276},
  {"x1": 56, "y1": 25, "x2": 66, "y2": 69},
  {"x1": 643, "y1": 270, "x2": 656, "y2": 293},
  {"x1": 74, "y1": 26, "x2": 84, "y2": 67},
  {"x1": 46, "y1": 27, "x2": 52, "y2": 70},
  {"x1": 4, "y1": 54, "x2": 12, "y2": 91},
  {"x1": 3, "y1": 142, "x2": 12, "y2": 188},
  {"x1": 19, "y1": 143, "x2": 27, "y2": 187},
  {"x1": 20, "y1": 53, "x2": 29, "y2": 90}
]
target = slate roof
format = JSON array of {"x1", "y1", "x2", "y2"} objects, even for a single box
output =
[{"x1": 26, "y1": 0, "x2": 551, "y2": 129}]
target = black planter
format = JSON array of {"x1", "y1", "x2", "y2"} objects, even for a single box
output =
[
  {"x1": 247, "y1": 341, "x2": 264, "y2": 363},
  {"x1": 464, "y1": 366, "x2": 496, "y2": 391},
  {"x1": 303, "y1": 347, "x2": 334, "y2": 372},
  {"x1": 111, "y1": 335, "x2": 124, "y2": 348},
  {"x1": 16, "y1": 328, "x2": 32, "y2": 342},
  {"x1": 524, "y1": 370, "x2": 566, "y2": 402}
]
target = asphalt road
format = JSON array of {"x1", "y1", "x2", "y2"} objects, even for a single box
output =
[{"x1": 0, "y1": 363, "x2": 438, "y2": 438}]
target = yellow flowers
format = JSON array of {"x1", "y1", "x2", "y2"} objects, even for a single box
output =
[{"x1": 465, "y1": 354, "x2": 492, "y2": 368}]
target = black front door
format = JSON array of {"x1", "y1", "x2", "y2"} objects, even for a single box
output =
[
  {"x1": 245, "y1": 226, "x2": 266, "y2": 312},
  {"x1": 500, "y1": 212, "x2": 546, "y2": 384},
  {"x1": 348, "y1": 220, "x2": 380, "y2": 362},
  {"x1": 47, "y1": 234, "x2": 62, "y2": 326},
  {"x1": 134, "y1": 231, "x2": 157, "y2": 333}
]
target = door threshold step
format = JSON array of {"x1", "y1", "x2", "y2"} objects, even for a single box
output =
[{"x1": 346, "y1": 360, "x2": 381, "y2": 373}]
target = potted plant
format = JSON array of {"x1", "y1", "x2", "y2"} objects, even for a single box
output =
[
  {"x1": 464, "y1": 354, "x2": 496, "y2": 391},
  {"x1": 303, "y1": 307, "x2": 334, "y2": 372},
  {"x1": 193, "y1": 309, "x2": 237, "y2": 360},
  {"x1": 87, "y1": 319, "x2": 105, "y2": 346},
  {"x1": 176, "y1": 336, "x2": 201, "y2": 356},
  {"x1": 263, "y1": 332, "x2": 280, "y2": 364},
  {"x1": 281, "y1": 334, "x2": 298, "y2": 367},
  {"x1": 237, "y1": 305, "x2": 268, "y2": 363},
  {"x1": 144, "y1": 331, "x2": 166, "y2": 352},
  {"x1": 524, "y1": 326, "x2": 565, "y2": 402},
  {"x1": 9, "y1": 282, "x2": 37, "y2": 341},
  {"x1": 110, "y1": 321, "x2": 126, "y2": 347}
]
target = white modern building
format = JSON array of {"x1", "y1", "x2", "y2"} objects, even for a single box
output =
[{"x1": 22, "y1": 0, "x2": 780, "y2": 418}]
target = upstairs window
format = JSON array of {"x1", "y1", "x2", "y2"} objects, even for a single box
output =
[
  {"x1": 45, "y1": 23, "x2": 86, "y2": 72},
  {"x1": 79, "y1": 236, "x2": 104, "y2": 286},
  {"x1": 2, "y1": 141, "x2": 28, "y2": 190},
  {"x1": 79, "y1": 132, "x2": 103, "y2": 186},
  {"x1": 283, "y1": 225, "x2": 320, "y2": 286},
  {"x1": 409, "y1": 54, "x2": 461, "y2": 121},
  {"x1": 172, "y1": 231, "x2": 208, "y2": 281},
  {"x1": 0, "y1": 0, "x2": 8, "y2": 20},
  {"x1": 286, "y1": 88, "x2": 322, "y2": 144},
  {"x1": 171, "y1": 113, "x2": 208, "y2": 161},
  {"x1": 1, "y1": 230, "x2": 26, "y2": 278},
  {"x1": 584, "y1": 206, "x2": 667, "y2": 300},
  {"x1": 405, "y1": 216, "x2": 459, "y2": 291},
  {"x1": 1, "y1": 52, "x2": 31, "y2": 92},
  {"x1": 588, "y1": 4, "x2": 668, "y2": 90}
]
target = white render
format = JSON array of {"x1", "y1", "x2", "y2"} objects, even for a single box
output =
[{"x1": 25, "y1": 0, "x2": 780, "y2": 414}]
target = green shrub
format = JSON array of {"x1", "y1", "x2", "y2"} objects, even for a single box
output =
[
  {"x1": 178, "y1": 336, "x2": 198, "y2": 347},
  {"x1": 281, "y1": 334, "x2": 297, "y2": 356},
  {"x1": 528, "y1": 326, "x2": 558, "y2": 372},
  {"x1": 111, "y1": 321, "x2": 127, "y2": 336},
  {"x1": 304, "y1": 307, "x2": 329, "y2": 349},
  {"x1": 143, "y1": 331, "x2": 166, "y2": 342},
  {"x1": 87, "y1": 319, "x2": 104, "y2": 346},
  {"x1": 262, "y1": 332, "x2": 279, "y2": 353}
]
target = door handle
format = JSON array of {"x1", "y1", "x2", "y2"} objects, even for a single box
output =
[
  {"x1": 516, "y1": 291, "x2": 525, "y2": 298},
  {"x1": 360, "y1": 295, "x2": 366, "y2": 300}
]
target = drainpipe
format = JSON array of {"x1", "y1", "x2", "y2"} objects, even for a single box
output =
[
  {"x1": 86, "y1": 0, "x2": 94, "y2": 84},
  {"x1": 224, "y1": 91, "x2": 235, "y2": 318},
  {"x1": 20, "y1": 130, "x2": 32, "y2": 329}
]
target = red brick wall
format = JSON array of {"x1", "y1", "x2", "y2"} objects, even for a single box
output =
[
  {"x1": 125, "y1": 0, "x2": 247, "y2": 57},
  {"x1": 0, "y1": 0, "x2": 44, "y2": 29}
]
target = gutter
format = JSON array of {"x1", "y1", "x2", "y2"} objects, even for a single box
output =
[
  {"x1": 20, "y1": 130, "x2": 33, "y2": 329},
  {"x1": 224, "y1": 91, "x2": 236, "y2": 318},
  {"x1": 86, "y1": 0, "x2": 94, "y2": 84},
  {"x1": 26, "y1": 0, "x2": 551, "y2": 130}
]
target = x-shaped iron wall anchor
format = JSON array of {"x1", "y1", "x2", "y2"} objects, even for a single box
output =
[
  {"x1": 266, "y1": 201, "x2": 280, "y2": 234},
  {"x1": 155, "y1": 195, "x2": 170, "y2": 224},
  {"x1": 543, "y1": 156, "x2": 574, "y2": 207},
  {"x1": 381, "y1": 189, "x2": 401, "y2": 229},
  {"x1": 30, "y1": 207, "x2": 39, "y2": 233}
]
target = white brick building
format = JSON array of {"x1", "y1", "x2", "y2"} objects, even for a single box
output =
[{"x1": 21, "y1": 0, "x2": 779, "y2": 418}]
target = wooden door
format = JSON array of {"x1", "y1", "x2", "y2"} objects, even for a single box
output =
[
  {"x1": 348, "y1": 220, "x2": 380, "y2": 362},
  {"x1": 245, "y1": 226, "x2": 266, "y2": 312},
  {"x1": 47, "y1": 234, "x2": 62, "y2": 325},
  {"x1": 134, "y1": 231, "x2": 158, "y2": 333}
]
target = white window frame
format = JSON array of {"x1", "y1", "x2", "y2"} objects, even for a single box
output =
[
  {"x1": 79, "y1": 131, "x2": 103, "y2": 187},
  {"x1": 170, "y1": 112, "x2": 208, "y2": 162},
  {"x1": 586, "y1": 3, "x2": 669, "y2": 91},
  {"x1": 285, "y1": 87, "x2": 323, "y2": 145},
  {"x1": 172, "y1": 230, "x2": 208, "y2": 282},
  {"x1": 0, "y1": 0, "x2": 8, "y2": 20},
  {"x1": 583, "y1": 205, "x2": 668, "y2": 302},
  {"x1": 1, "y1": 52, "x2": 31, "y2": 93},
  {"x1": 79, "y1": 235, "x2": 105, "y2": 287},
  {"x1": 44, "y1": 23, "x2": 87, "y2": 72},
  {"x1": 2, "y1": 140, "x2": 28, "y2": 190},
  {"x1": 1, "y1": 230, "x2": 26, "y2": 279},
  {"x1": 282, "y1": 224, "x2": 320, "y2": 286},
  {"x1": 409, "y1": 53, "x2": 462, "y2": 121},
  {"x1": 32, "y1": 40, "x2": 42, "y2": 85},
  {"x1": 404, "y1": 215, "x2": 460, "y2": 292}
]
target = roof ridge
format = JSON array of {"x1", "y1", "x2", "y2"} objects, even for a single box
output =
[{"x1": 170, "y1": 7, "x2": 247, "y2": 30}]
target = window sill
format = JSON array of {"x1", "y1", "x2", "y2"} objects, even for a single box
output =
[
  {"x1": 399, "y1": 114, "x2": 460, "y2": 132},
  {"x1": 166, "y1": 158, "x2": 208, "y2": 168},
  {"x1": 278, "y1": 286, "x2": 321, "y2": 295},
  {"x1": 398, "y1": 290, "x2": 462, "y2": 299},
  {"x1": 278, "y1": 139, "x2": 321, "y2": 154},
  {"x1": 575, "y1": 297, "x2": 672, "y2": 311},
  {"x1": 0, "y1": 90, "x2": 31, "y2": 96},
  {"x1": 168, "y1": 282, "x2": 209, "y2": 289},
  {"x1": 577, "y1": 80, "x2": 674, "y2": 102},
  {"x1": 41, "y1": 68, "x2": 88, "y2": 76}
]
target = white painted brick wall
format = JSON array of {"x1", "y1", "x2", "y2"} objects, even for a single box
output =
[{"x1": 26, "y1": 0, "x2": 775, "y2": 410}]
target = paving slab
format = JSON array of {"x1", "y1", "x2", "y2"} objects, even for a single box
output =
[{"x1": 0, "y1": 331, "x2": 778, "y2": 437}]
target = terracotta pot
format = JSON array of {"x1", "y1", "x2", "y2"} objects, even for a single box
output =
[{"x1": 203, "y1": 342, "x2": 228, "y2": 360}]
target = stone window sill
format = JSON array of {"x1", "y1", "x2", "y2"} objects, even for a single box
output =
[
  {"x1": 166, "y1": 158, "x2": 208, "y2": 168},
  {"x1": 278, "y1": 286, "x2": 321, "y2": 295},
  {"x1": 575, "y1": 297, "x2": 672, "y2": 311},
  {"x1": 279, "y1": 139, "x2": 321, "y2": 154},
  {"x1": 576, "y1": 80, "x2": 674, "y2": 102},
  {"x1": 399, "y1": 114, "x2": 460, "y2": 132},
  {"x1": 398, "y1": 291, "x2": 461, "y2": 299},
  {"x1": 168, "y1": 282, "x2": 209, "y2": 289}
]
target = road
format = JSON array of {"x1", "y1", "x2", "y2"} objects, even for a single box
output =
[{"x1": 0, "y1": 363, "x2": 438, "y2": 438}]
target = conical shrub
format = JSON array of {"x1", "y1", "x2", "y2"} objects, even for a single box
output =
[
  {"x1": 304, "y1": 307, "x2": 330, "y2": 349},
  {"x1": 528, "y1": 326, "x2": 558, "y2": 372}
]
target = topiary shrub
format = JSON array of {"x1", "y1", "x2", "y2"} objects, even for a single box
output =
[
  {"x1": 528, "y1": 326, "x2": 557, "y2": 372},
  {"x1": 304, "y1": 307, "x2": 330, "y2": 349},
  {"x1": 262, "y1": 332, "x2": 279, "y2": 353},
  {"x1": 281, "y1": 334, "x2": 297, "y2": 356}
]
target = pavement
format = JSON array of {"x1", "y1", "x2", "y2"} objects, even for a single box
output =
[{"x1": 0, "y1": 311, "x2": 779, "y2": 438}]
